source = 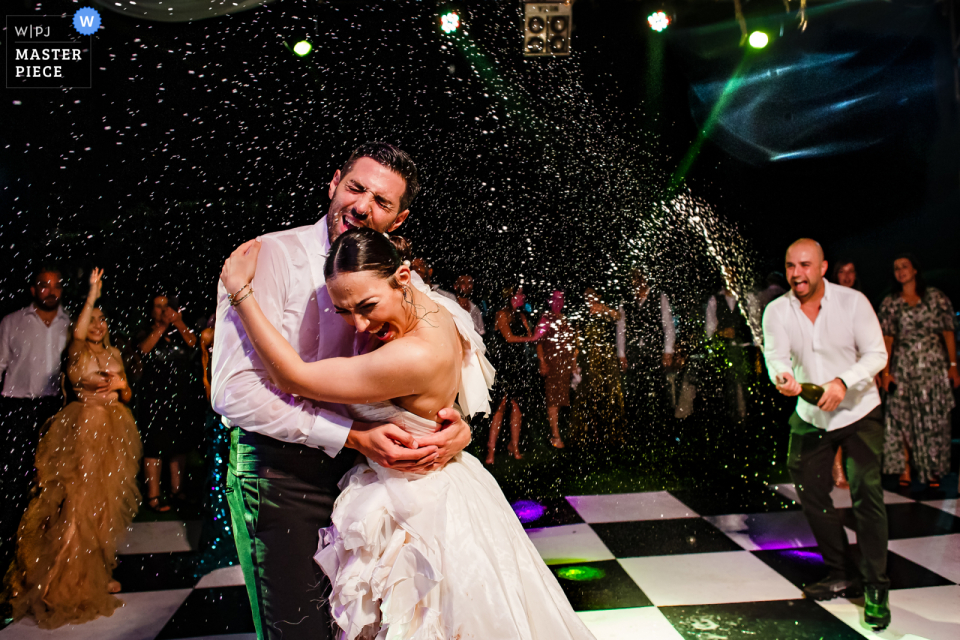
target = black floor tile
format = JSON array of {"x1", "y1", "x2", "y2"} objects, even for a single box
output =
[
  {"x1": 512, "y1": 496, "x2": 584, "y2": 530},
  {"x1": 659, "y1": 599, "x2": 864, "y2": 640},
  {"x1": 114, "y1": 553, "x2": 198, "y2": 592},
  {"x1": 549, "y1": 560, "x2": 653, "y2": 611},
  {"x1": 751, "y1": 548, "x2": 827, "y2": 590},
  {"x1": 591, "y1": 518, "x2": 743, "y2": 557},
  {"x1": 752, "y1": 546, "x2": 955, "y2": 590},
  {"x1": 154, "y1": 586, "x2": 255, "y2": 639},
  {"x1": 839, "y1": 502, "x2": 960, "y2": 539},
  {"x1": 670, "y1": 484, "x2": 799, "y2": 516}
]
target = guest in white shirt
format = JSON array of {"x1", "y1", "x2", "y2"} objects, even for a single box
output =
[
  {"x1": 762, "y1": 238, "x2": 891, "y2": 630},
  {"x1": 0, "y1": 268, "x2": 71, "y2": 567},
  {"x1": 453, "y1": 274, "x2": 485, "y2": 336},
  {"x1": 212, "y1": 143, "x2": 472, "y2": 640}
]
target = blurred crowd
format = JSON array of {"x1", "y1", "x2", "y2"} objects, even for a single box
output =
[{"x1": 0, "y1": 250, "x2": 957, "y2": 626}]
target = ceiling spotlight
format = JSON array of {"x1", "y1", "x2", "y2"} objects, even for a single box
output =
[
  {"x1": 647, "y1": 11, "x2": 670, "y2": 32},
  {"x1": 748, "y1": 31, "x2": 769, "y2": 48},
  {"x1": 440, "y1": 11, "x2": 460, "y2": 34},
  {"x1": 292, "y1": 40, "x2": 312, "y2": 56}
]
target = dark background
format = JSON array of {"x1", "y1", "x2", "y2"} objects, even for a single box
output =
[{"x1": 1, "y1": 0, "x2": 958, "y2": 329}]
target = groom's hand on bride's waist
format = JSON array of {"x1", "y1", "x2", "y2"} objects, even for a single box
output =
[
  {"x1": 411, "y1": 408, "x2": 471, "y2": 473},
  {"x1": 345, "y1": 421, "x2": 439, "y2": 471},
  {"x1": 344, "y1": 408, "x2": 471, "y2": 474}
]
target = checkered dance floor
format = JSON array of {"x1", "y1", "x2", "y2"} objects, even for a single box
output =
[{"x1": 3, "y1": 482, "x2": 958, "y2": 640}]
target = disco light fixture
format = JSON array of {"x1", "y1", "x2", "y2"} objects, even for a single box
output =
[
  {"x1": 292, "y1": 40, "x2": 313, "y2": 56},
  {"x1": 523, "y1": 3, "x2": 572, "y2": 57},
  {"x1": 440, "y1": 11, "x2": 460, "y2": 34},
  {"x1": 647, "y1": 11, "x2": 670, "y2": 32}
]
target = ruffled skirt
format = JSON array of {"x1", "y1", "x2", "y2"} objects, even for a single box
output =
[
  {"x1": 4, "y1": 400, "x2": 142, "y2": 629},
  {"x1": 315, "y1": 452, "x2": 595, "y2": 640}
]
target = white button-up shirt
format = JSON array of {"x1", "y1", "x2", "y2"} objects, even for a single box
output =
[
  {"x1": 0, "y1": 305, "x2": 71, "y2": 398},
  {"x1": 762, "y1": 280, "x2": 887, "y2": 431},
  {"x1": 211, "y1": 217, "x2": 355, "y2": 457}
]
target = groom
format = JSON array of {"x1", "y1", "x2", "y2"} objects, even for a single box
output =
[{"x1": 212, "y1": 143, "x2": 472, "y2": 640}]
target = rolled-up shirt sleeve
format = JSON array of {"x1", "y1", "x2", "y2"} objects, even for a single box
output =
[
  {"x1": 837, "y1": 294, "x2": 888, "y2": 388},
  {"x1": 616, "y1": 305, "x2": 626, "y2": 359},
  {"x1": 762, "y1": 303, "x2": 794, "y2": 384},
  {"x1": 661, "y1": 293, "x2": 676, "y2": 354},
  {"x1": 211, "y1": 237, "x2": 352, "y2": 458}
]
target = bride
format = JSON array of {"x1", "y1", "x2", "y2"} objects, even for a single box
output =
[{"x1": 220, "y1": 227, "x2": 595, "y2": 640}]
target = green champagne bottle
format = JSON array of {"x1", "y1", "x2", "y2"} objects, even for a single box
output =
[{"x1": 799, "y1": 383, "x2": 824, "y2": 405}]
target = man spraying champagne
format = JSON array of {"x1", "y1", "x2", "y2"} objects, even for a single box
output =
[{"x1": 762, "y1": 239, "x2": 891, "y2": 630}]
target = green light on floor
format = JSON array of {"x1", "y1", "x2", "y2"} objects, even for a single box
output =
[
  {"x1": 293, "y1": 40, "x2": 312, "y2": 56},
  {"x1": 556, "y1": 566, "x2": 606, "y2": 582},
  {"x1": 748, "y1": 31, "x2": 769, "y2": 49},
  {"x1": 440, "y1": 12, "x2": 460, "y2": 34}
]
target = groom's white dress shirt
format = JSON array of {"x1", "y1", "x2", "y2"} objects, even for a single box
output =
[
  {"x1": 762, "y1": 280, "x2": 887, "y2": 432},
  {"x1": 212, "y1": 217, "x2": 355, "y2": 458}
]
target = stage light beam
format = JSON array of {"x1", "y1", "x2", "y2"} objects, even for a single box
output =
[
  {"x1": 648, "y1": 11, "x2": 670, "y2": 33},
  {"x1": 748, "y1": 31, "x2": 769, "y2": 48},
  {"x1": 293, "y1": 40, "x2": 312, "y2": 56}
]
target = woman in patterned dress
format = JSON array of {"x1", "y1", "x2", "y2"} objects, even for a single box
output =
[{"x1": 878, "y1": 254, "x2": 960, "y2": 486}]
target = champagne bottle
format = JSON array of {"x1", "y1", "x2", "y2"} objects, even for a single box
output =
[{"x1": 799, "y1": 383, "x2": 824, "y2": 405}]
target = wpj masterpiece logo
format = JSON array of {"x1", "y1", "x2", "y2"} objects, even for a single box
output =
[{"x1": 5, "y1": 7, "x2": 100, "y2": 89}]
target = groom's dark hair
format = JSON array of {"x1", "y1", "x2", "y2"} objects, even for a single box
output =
[
  {"x1": 339, "y1": 142, "x2": 420, "y2": 211},
  {"x1": 324, "y1": 227, "x2": 410, "y2": 287}
]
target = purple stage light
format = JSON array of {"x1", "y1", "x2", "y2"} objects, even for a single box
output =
[
  {"x1": 512, "y1": 500, "x2": 547, "y2": 523},
  {"x1": 782, "y1": 549, "x2": 825, "y2": 564}
]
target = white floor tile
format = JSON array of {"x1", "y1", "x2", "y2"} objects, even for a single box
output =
[
  {"x1": 818, "y1": 585, "x2": 960, "y2": 640},
  {"x1": 704, "y1": 511, "x2": 817, "y2": 551},
  {"x1": 566, "y1": 492, "x2": 698, "y2": 523},
  {"x1": 120, "y1": 521, "x2": 201, "y2": 555},
  {"x1": 526, "y1": 524, "x2": 615, "y2": 565},
  {"x1": 618, "y1": 551, "x2": 803, "y2": 606},
  {"x1": 0, "y1": 589, "x2": 192, "y2": 640},
  {"x1": 888, "y1": 534, "x2": 960, "y2": 583},
  {"x1": 922, "y1": 499, "x2": 958, "y2": 517},
  {"x1": 771, "y1": 483, "x2": 913, "y2": 509},
  {"x1": 577, "y1": 607, "x2": 685, "y2": 640},
  {"x1": 195, "y1": 564, "x2": 246, "y2": 589}
]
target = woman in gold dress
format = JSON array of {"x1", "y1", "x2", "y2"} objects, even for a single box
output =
[
  {"x1": 4, "y1": 268, "x2": 142, "y2": 629},
  {"x1": 569, "y1": 287, "x2": 625, "y2": 450}
]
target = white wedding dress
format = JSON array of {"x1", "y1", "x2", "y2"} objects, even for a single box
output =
[{"x1": 314, "y1": 289, "x2": 596, "y2": 640}]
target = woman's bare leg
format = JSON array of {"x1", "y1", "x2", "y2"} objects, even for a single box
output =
[
  {"x1": 169, "y1": 454, "x2": 187, "y2": 495},
  {"x1": 547, "y1": 406, "x2": 564, "y2": 448},
  {"x1": 507, "y1": 400, "x2": 523, "y2": 459},
  {"x1": 486, "y1": 398, "x2": 509, "y2": 464}
]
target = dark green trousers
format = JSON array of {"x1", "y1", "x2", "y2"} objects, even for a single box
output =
[
  {"x1": 226, "y1": 428, "x2": 355, "y2": 640},
  {"x1": 787, "y1": 407, "x2": 889, "y2": 587}
]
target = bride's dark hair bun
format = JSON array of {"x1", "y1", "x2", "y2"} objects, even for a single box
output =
[
  {"x1": 324, "y1": 227, "x2": 404, "y2": 286},
  {"x1": 389, "y1": 235, "x2": 412, "y2": 262}
]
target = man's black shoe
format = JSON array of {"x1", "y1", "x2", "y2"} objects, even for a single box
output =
[
  {"x1": 864, "y1": 585, "x2": 891, "y2": 630},
  {"x1": 802, "y1": 575, "x2": 863, "y2": 601}
]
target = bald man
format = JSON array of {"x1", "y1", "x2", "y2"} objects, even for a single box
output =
[{"x1": 762, "y1": 239, "x2": 891, "y2": 630}]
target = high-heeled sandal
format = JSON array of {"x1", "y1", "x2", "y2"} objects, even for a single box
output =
[
  {"x1": 145, "y1": 496, "x2": 171, "y2": 513},
  {"x1": 549, "y1": 436, "x2": 565, "y2": 449},
  {"x1": 506, "y1": 444, "x2": 523, "y2": 460}
]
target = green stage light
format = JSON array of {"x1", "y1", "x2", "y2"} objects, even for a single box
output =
[
  {"x1": 440, "y1": 11, "x2": 460, "y2": 34},
  {"x1": 556, "y1": 566, "x2": 607, "y2": 582},
  {"x1": 748, "y1": 31, "x2": 769, "y2": 49},
  {"x1": 647, "y1": 11, "x2": 670, "y2": 32},
  {"x1": 293, "y1": 40, "x2": 312, "y2": 56}
]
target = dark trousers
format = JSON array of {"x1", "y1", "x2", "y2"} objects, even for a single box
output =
[
  {"x1": 0, "y1": 395, "x2": 62, "y2": 568},
  {"x1": 787, "y1": 407, "x2": 889, "y2": 587},
  {"x1": 226, "y1": 428, "x2": 354, "y2": 640}
]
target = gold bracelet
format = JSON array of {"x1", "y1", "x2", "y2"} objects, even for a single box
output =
[
  {"x1": 228, "y1": 283, "x2": 250, "y2": 304},
  {"x1": 231, "y1": 288, "x2": 254, "y2": 307}
]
